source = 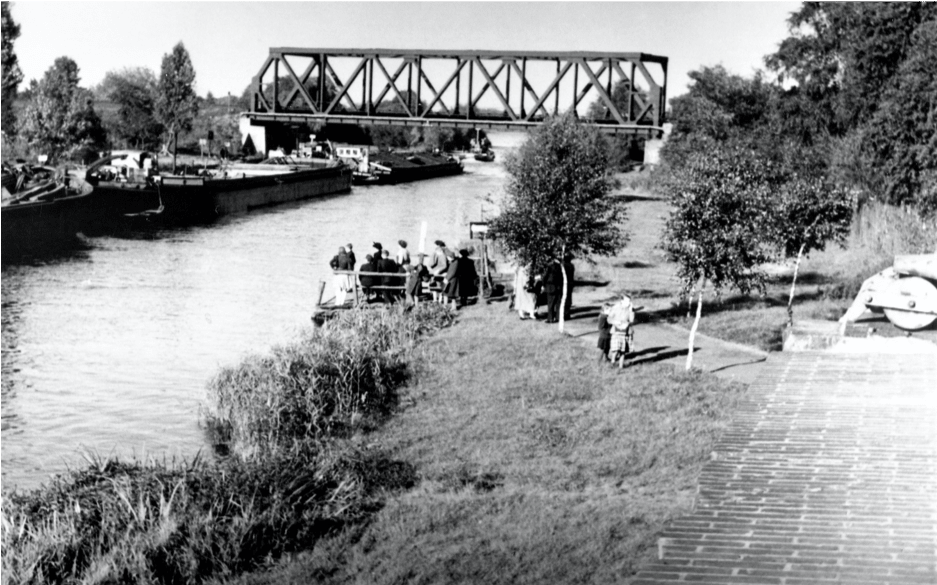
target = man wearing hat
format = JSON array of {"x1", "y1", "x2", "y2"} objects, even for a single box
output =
[{"x1": 372, "y1": 242, "x2": 383, "y2": 259}]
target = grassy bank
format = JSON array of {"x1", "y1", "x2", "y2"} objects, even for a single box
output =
[
  {"x1": 1, "y1": 305, "x2": 453, "y2": 585},
  {"x1": 229, "y1": 305, "x2": 747, "y2": 584}
]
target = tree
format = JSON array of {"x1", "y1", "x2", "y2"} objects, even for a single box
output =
[
  {"x1": 2, "y1": 1, "x2": 24, "y2": 137},
  {"x1": 156, "y1": 42, "x2": 198, "y2": 170},
  {"x1": 769, "y1": 178, "x2": 853, "y2": 326},
  {"x1": 20, "y1": 56, "x2": 106, "y2": 163},
  {"x1": 490, "y1": 113, "x2": 627, "y2": 332},
  {"x1": 660, "y1": 146, "x2": 778, "y2": 370},
  {"x1": 766, "y1": 3, "x2": 936, "y2": 136},
  {"x1": 860, "y1": 19, "x2": 937, "y2": 214},
  {"x1": 102, "y1": 67, "x2": 163, "y2": 150}
]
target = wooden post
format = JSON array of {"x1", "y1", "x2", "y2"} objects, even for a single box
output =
[
  {"x1": 315, "y1": 280, "x2": 327, "y2": 309},
  {"x1": 353, "y1": 272, "x2": 360, "y2": 306}
]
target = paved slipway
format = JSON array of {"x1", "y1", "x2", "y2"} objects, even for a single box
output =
[{"x1": 557, "y1": 304, "x2": 937, "y2": 584}]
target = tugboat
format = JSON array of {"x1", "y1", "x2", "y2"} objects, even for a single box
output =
[{"x1": 473, "y1": 149, "x2": 496, "y2": 162}]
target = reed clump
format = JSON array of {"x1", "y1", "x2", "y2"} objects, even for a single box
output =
[
  {"x1": 204, "y1": 304, "x2": 454, "y2": 460},
  {"x1": 2, "y1": 303, "x2": 451, "y2": 585}
]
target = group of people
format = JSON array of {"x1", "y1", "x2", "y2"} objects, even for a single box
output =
[
  {"x1": 512, "y1": 255, "x2": 575, "y2": 323},
  {"x1": 329, "y1": 239, "x2": 479, "y2": 309}
]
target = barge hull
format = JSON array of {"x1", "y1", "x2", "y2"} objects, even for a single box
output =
[{"x1": 157, "y1": 165, "x2": 353, "y2": 221}]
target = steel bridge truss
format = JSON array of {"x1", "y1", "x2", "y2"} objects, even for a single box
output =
[{"x1": 246, "y1": 49, "x2": 668, "y2": 137}]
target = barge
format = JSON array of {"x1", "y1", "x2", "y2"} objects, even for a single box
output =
[
  {"x1": 153, "y1": 159, "x2": 353, "y2": 221},
  {"x1": 332, "y1": 145, "x2": 463, "y2": 185},
  {"x1": 2, "y1": 168, "x2": 95, "y2": 259}
]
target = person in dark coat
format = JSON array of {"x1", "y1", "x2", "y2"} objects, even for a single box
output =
[
  {"x1": 444, "y1": 249, "x2": 478, "y2": 309},
  {"x1": 563, "y1": 254, "x2": 575, "y2": 320},
  {"x1": 372, "y1": 241, "x2": 383, "y2": 263},
  {"x1": 405, "y1": 255, "x2": 429, "y2": 305},
  {"x1": 358, "y1": 254, "x2": 377, "y2": 301},
  {"x1": 597, "y1": 303, "x2": 612, "y2": 363},
  {"x1": 377, "y1": 249, "x2": 399, "y2": 304},
  {"x1": 543, "y1": 257, "x2": 564, "y2": 323},
  {"x1": 346, "y1": 243, "x2": 356, "y2": 269}
]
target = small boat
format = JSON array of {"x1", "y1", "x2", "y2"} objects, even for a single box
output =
[{"x1": 474, "y1": 150, "x2": 496, "y2": 162}]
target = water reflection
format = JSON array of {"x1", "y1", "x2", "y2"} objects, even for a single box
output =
[{"x1": 1, "y1": 149, "x2": 517, "y2": 491}]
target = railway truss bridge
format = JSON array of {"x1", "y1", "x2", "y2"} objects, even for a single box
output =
[{"x1": 243, "y1": 48, "x2": 668, "y2": 141}]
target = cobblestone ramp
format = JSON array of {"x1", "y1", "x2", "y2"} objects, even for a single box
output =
[{"x1": 633, "y1": 351, "x2": 937, "y2": 585}]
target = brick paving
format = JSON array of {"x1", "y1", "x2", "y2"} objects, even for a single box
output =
[{"x1": 632, "y1": 350, "x2": 937, "y2": 585}]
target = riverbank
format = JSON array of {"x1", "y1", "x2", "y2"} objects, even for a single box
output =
[{"x1": 229, "y1": 303, "x2": 748, "y2": 584}]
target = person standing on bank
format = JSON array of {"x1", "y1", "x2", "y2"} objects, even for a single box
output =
[
  {"x1": 428, "y1": 240, "x2": 449, "y2": 303},
  {"x1": 563, "y1": 253, "x2": 575, "y2": 320},
  {"x1": 597, "y1": 303, "x2": 612, "y2": 363},
  {"x1": 405, "y1": 254, "x2": 429, "y2": 306},
  {"x1": 329, "y1": 246, "x2": 353, "y2": 305},
  {"x1": 346, "y1": 243, "x2": 356, "y2": 270},
  {"x1": 378, "y1": 249, "x2": 399, "y2": 304},
  {"x1": 444, "y1": 249, "x2": 478, "y2": 310},
  {"x1": 359, "y1": 254, "x2": 377, "y2": 301},
  {"x1": 543, "y1": 257, "x2": 564, "y2": 323},
  {"x1": 513, "y1": 264, "x2": 539, "y2": 320},
  {"x1": 396, "y1": 239, "x2": 411, "y2": 266}
]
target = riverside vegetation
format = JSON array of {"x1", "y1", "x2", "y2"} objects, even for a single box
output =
[{"x1": 1, "y1": 305, "x2": 454, "y2": 584}]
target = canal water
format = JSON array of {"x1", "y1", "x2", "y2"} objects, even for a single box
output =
[{"x1": 2, "y1": 135, "x2": 520, "y2": 491}]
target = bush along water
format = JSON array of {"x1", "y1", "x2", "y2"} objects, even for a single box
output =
[{"x1": 1, "y1": 304, "x2": 453, "y2": 585}]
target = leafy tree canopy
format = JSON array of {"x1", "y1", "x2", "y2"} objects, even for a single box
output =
[
  {"x1": 156, "y1": 42, "x2": 199, "y2": 138},
  {"x1": 2, "y1": 1, "x2": 24, "y2": 136},
  {"x1": 20, "y1": 56, "x2": 106, "y2": 163},
  {"x1": 490, "y1": 113, "x2": 627, "y2": 275},
  {"x1": 102, "y1": 67, "x2": 163, "y2": 150}
]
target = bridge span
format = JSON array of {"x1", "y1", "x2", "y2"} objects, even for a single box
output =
[{"x1": 243, "y1": 48, "x2": 668, "y2": 139}]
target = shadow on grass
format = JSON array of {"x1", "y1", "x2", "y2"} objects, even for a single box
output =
[{"x1": 626, "y1": 346, "x2": 694, "y2": 367}]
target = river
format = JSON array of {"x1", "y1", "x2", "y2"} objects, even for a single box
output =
[{"x1": 1, "y1": 134, "x2": 521, "y2": 491}]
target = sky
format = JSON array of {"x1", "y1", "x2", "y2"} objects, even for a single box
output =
[{"x1": 10, "y1": 1, "x2": 800, "y2": 102}]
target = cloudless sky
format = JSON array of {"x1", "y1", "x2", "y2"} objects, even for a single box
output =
[{"x1": 11, "y1": 2, "x2": 800, "y2": 101}]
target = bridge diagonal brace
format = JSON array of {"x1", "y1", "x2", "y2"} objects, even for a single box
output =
[
  {"x1": 576, "y1": 59, "x2": 626, "y2": 125},
  {"x1": 573, "y1": 62, "x2": 608, "y2": 109},
  {"x1": 278, "y1": 56, "x2": 318, "y2": 113},
  {"x1": 324, "y1": 58, "x2": 366, "y2": 114},
  {"x1": 508, "y1": 61, "x2": 550, "y2": 119},
  {"x1": 611, "y1": 60, "x2": 649, "y2": 117},
  {"x1": 373, "y1": 57, "x2": 414, "y2": 117},
  {"x1": 252, "y1": 55, "x2": 276, "y2": 112},
  {"x1": 527, "y1": 60, "x2": 573, "y2": 117},
  {"x1": 470, "y1": 60, "x2": 507, "y2": 112},
  {"x1": 476, "y1": 60, "x2": 517, "y2": 120},
  {"x1": 419, "y1": 60, "x2": 466, "y2": 117}
]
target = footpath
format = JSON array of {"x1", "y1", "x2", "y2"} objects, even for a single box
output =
[{"x1": 617, "y1": 331, "x2": 937, "y2": 584}]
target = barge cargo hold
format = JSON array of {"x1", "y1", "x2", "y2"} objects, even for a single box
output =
[
  {"x1": 354, "y1": 152, "x2": 463, "y2": 185},
  {"x1": 153, "y1": 159, "x2": 353, "y2": 221}
]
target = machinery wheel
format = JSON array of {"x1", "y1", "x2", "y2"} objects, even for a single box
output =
[{"x1": 883, "y1": 276, "x2": 937, "y2": 331}]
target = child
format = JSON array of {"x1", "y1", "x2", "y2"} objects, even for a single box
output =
[
  {"x1": 597, "y1": 303, "x2": 612, "y2": 363},
  {"x1": 608, "y1": 295, "x2": 635, "y2": 368}
]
